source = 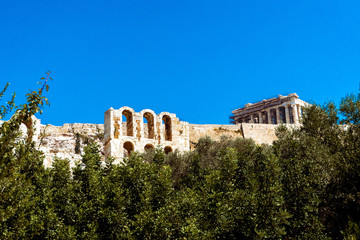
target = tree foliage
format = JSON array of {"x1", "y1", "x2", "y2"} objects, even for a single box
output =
[
  {"x1": 0, "y1": 73, "x2": 50, "y2": 238},
  {"x1": 1, "y1": 77, "x2": 360, "y2": 239}
]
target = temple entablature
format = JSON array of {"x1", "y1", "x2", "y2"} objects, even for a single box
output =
[
  {"x1": 104, "y1": 107, "x2": 190, "y2": 163},
  {"x1": 230, "y1": 93, "x2": 309, "y2": 125}
]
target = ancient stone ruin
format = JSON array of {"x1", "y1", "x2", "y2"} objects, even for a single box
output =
[
  {"x1": 104, "y1": 107, "x2": 190, "y2": 163},
  {"x1": 8, "y1": 93, "x2": 308, "y2": 167},
  {"x1": 230, "y1": 93, "x2": 308, "y2": 125}
]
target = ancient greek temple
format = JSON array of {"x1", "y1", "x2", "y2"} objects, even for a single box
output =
[{"x1": 230, "y1": 93, "x2": 308, "y2": 125}]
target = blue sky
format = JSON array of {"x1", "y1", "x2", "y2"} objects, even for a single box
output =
[{"x1": 1, "y1": 0, "x2": 359, "y2": 125}]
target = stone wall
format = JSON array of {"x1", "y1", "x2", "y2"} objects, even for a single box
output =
[
  {"x1": 189, "y1": 123, "x2": 288, "y2": 147},
  {"x1": 37, "y1": 121, "x2": 286, "y2": 167},
  {"x1": 241, "y1": 123, "x2": 279, "y2": 145},
  {"x1": 189, "y1": 124, "x2": 243, "y2": 148},
  {"x1": 104, "y1": 107, "x2": 190, "y2": 163},
  {"x1": 39, "y1": 123, "x2": 104, "y2": 168},
  {"x1": 8, "y1": 107, "x2": 300, "y2": 167}
]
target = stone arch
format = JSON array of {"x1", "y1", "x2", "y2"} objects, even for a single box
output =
[
  {"x1": 123, "y1": 141, "x2": 134, "y2": 157},
  {"x1": 140, "y1": 110, "x2": 155, "y2": 139},
  {"x1": 162, "y1": 115, "x2": 172, "y2": 141},
  {"x1": 122, "y1": 109, "x2": 134, "y2": 137},
  {"x1": 164, "y1": 146, "x2": 173, "y2": 154},
  {"x1": 144, "y1": 144, "x2": 154, "y2": 150}
]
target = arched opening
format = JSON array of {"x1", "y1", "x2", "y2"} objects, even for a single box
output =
[
  {"x1": 164, "y1": 146, "x2": 173, "y2": 154},
  {"x1": 122, "y1": 110, "x2": 133, "y2": 136},
  {"x1": 143, "y1": 112, "x2": 155, "y2": 139},
  {"x1": 162, "y1": 115, "x2": 172, "y2": 141},
  {"x1": 123, "y1": 141, "x2": 134, "y2": 157},
  {"x1": 144, "y1": 144, "x2": 154, "y2": 151}
]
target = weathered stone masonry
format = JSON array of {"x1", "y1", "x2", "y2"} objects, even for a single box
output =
[
  {"x1": 36, "y1": 121, "x2": 278, "y2": 167},
  {"x1": 230, "y1": 93, "x2": 308, "y2": 125},
  {"x1": 19, "y1": 93, "x2": 308, "y2": 166},
  {"x1": 104, "y1": 107, "x2": 190, "y2": 164}
]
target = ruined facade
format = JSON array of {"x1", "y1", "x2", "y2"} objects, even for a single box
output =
[
  {"x1": 104, "y1": 107, "x2": 190, "y2": 163},
  {"x1": 36, "y1": 121, "x2": 277, "y2": 167},
  {"x1": 6, "y1": 93, "x2": 309, "y2": 167},
  {"x1": 230, "y1": 93, "x2": 308, "y2": 125}
]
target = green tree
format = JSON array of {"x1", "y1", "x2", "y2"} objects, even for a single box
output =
[
  {"x1": 69, "y1": 143, "x2": 130, "y2": 239},
  {"x1": 324, "y1": 93, "x2": 360, "y2": 239},
  {"x1": 273, "y1": 109, "x2": 336, "y2": 239},
  {"x1": 0, "y1": 73, "x2": 51, "y2": 238}
]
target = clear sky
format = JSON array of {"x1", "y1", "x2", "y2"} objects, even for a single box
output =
[{"x1": 1, "y1": 0, "x2": 359, "y2": 125}]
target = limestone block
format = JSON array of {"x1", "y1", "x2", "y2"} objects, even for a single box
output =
[{"x1": 189, "y1": 124, "x2": 243, "y2": 148}]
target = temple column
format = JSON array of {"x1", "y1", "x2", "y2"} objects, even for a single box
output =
[
  {"x1": 285, "y1": 104, "x2": 290, "y2": 124},
  {"x1": 276, "y1": 107, "x2": 281, "y2": 124},
  {"x1": 259, "y1": 111, "x2": 263, "y2": 124},
  {"x1": 298, "y1": 106, "x2": 302, "y2": 122},
  {"x1": 293, "y1": 104, "x2": 299, "y2": 124},
  {"x1": 267, "y1": 109, "x2": 271, "y2": 124},
  {"x1": 250, "y1": 114, "x2": 254, "y2": 123}
]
